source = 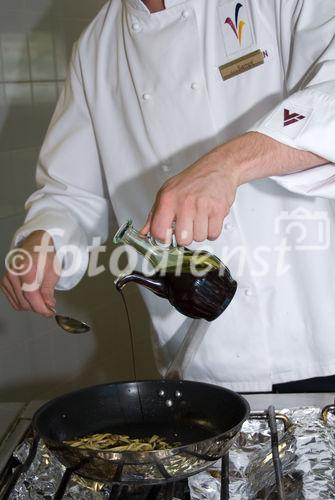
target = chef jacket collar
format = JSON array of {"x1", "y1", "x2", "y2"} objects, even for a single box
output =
[{"x1": 125, "y1": 0, "x2": 187, "y2": 15}]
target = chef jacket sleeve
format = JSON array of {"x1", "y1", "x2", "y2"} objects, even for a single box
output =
[
  {"x1": 249, "y1": 0, "x2": 335, "y2": 199},
  {"x1": 12, "y1": 43, "x2": 109, "y2": 290}
]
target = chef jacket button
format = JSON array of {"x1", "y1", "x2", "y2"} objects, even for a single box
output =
[
  {"x1": 142, "y1": 93, "x2": 152, "y2": 101},
  {"x1": 131, "y1": 22, "x2": 141, "y2": 32},
  {"x1": 161, "y1": 164, "x2": 171, "y2": 173},
  {"x1": 244, "y1": 288, "x2": 253, "y2": 297},
  {"x1": 224, "y1": 222, "x2": 233, "y2": 231},
  {"x1": 181, "y1": 10, "x2": 190, "y2": 19},
  {"x1": 191, "y1": 82, "x2": 199, "y2": 91}
]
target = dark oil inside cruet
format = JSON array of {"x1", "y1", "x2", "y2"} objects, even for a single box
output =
[
  {"x1": 152, "y1": 249, "x2": 237, "y2": 321},
  {"x1": 153, "y1": 267, "x2": 237, "y2": 321}
]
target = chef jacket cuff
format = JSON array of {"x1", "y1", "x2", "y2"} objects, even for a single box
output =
[
  {"x1": 249, "y1": 89, "x2": 335, "y2": 199},
  {"x1": 12, "y1": 210, "x2": 89, "y2": 290}
]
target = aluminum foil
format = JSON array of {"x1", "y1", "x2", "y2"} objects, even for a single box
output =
[
  {"x1": 8, "y1": 439, "x2": 184, "y2": 499},
  {"x1": 9, "y1": 439, "x2": 111, "y2": 499},
  {"x1": 189, "y1": 407, "x2": 335, "y2": 499}
]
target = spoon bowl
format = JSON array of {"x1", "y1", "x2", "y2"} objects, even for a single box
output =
[
  {"x1": 55, "y1": 314, "x2": 91, "y2": 334},
  {"x1": 50, "y1": 308, "x2": 91, "y2": 334}
]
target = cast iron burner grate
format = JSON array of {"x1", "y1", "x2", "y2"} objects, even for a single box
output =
[{"x1": 0, "y1": 406, "x2": 295, "y2": 499}]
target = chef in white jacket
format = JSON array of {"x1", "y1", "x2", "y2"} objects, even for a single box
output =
[{"x1": 2, "y1": 0, "x2": 335, "y2": 392}]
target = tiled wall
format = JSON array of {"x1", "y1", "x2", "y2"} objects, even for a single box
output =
[{"x1": 0, "y1": 0, "x2": 158, "y2": 402}]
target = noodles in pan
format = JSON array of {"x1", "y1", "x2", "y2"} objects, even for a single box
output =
[{"x1": 64, "y1": 433, "x2": 173, "y2": 452}]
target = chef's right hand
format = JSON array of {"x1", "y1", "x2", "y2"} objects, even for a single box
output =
[{"x1": 1, "y1": 230, "x2": 60, "y2": 317}]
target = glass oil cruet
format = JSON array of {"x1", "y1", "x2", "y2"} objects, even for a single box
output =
[{"x1": 113, "y1": 220, "x2": 237, "y2": 321}]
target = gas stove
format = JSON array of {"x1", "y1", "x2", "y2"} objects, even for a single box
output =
[{"x1": 0, "y1": 393, "x2": 334, "y2": 499}]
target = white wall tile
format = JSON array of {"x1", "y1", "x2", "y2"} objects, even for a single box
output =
[
  {"x1": 0, "y1": 151, "x2": 15, "y2": 216},
  {"x1": 32, "y1": 82, "x2": 57, "y2": 104},
  {"x1": 25, "y1": 332, "x2": 56, "y2": 381},
  {"x1": 58, "y1": 0, "x2": 89, "y2": 19},
  {"x1": 11, "y1": 147, "x2": 38, "y2": 208},
  {"x1": 47, "y1": 324, "x2": 96, "y2": 376},
  {"x1": 56, "y1": 80, "x2": 64, "y2": 97},
  {"x1": 0, "y1": 0, "x2": 25, "y2": 12},
  {"x1": 52, "y1": 17, "x2": 88, "y2": 76},
  {"x1": 52, "y1": 20, "x2": 68, "y2": 80},
  {"x1": 0, "y1": 341, "x2": 31, "y2": 401},
  {"x1": 0, "y1": 48, "x2": 4, "y2": 83},
  {"x1": 1, "y1": 32, "x2": 30, "y2": 82},
  {"x1": 0, "y1": 12, "x2": 22, "y2": 35},
  {"x1": 50, "y1": 0, "x2": 65, "y2": 18},
  {"x1": 31, "y1": 82, "x2": 57, "y2": 143},
  {"x1": 0, "y1": 289, "x2": 64, "y2": 355},
  {"x1": 0, "y1": 293, "x2": 26, "y2": 352},
  {"x1": 0, "y1": 83, "x2": 5, "y2": 105},
  {"x1": 0, "y1": 87, "x2": 10, "y2": 151},
  {"x1": 0, "y1": 148, "x2": 38, "y2": 218},
  {"x1": 4, "y1": 81, "x2": 31, "y2": 105},
  {"x1": 29, "y1": 30, "x2": 56, "y2": 80},
  {"x1": 0, "y1": 213, "x2": 25, "y2": 271},
  {"x1": 0, "y1": 83, "x2": 7, "y2": 149},
  {"x1": 3, "y1": 83, "x2": 35, "y2": 149},
  {"x1": 24, "y1": 0, "x2": 55, "y2": 14},
  {"x1": 74, "y1": 0, "x2": 107, "y2": 20}
]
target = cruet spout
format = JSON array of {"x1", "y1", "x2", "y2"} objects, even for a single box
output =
[{"x1": 115, "y1": 271, "x2": 168, "y2": 298}]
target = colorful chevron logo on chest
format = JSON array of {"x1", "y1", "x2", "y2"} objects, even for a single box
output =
[{"x1": 225, "y1": 3, "x2": 246, "y2": 46}]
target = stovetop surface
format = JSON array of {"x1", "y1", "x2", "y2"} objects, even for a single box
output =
[{"x1": 0, "y1": 393, "x2": 334, "y2": 499}]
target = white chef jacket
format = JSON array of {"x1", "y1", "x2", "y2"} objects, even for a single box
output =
[{"x1": 14, "y1": 0, "x2": 335, "y2": 391}]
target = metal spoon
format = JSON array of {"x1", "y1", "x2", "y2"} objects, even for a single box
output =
[{"x1": 50, "y1": 308, "x2": 91, "y2": 334}]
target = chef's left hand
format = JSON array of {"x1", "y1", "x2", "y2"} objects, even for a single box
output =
[{"x1": 140, "y1": 147, "x2": 240, "y2": 246}]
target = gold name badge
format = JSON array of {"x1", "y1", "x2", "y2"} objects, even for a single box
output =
[{"x1": 219, "y1": 49, "x2": 264, "y2": 81}]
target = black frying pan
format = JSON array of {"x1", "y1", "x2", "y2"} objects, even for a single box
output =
[{"x1": 33, "y1": 380, "x2": 249, "y2": 484}]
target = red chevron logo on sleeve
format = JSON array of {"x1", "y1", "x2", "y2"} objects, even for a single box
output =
[{"x1": 284, "y1": 108, "x2": 306, "y2": 127}]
